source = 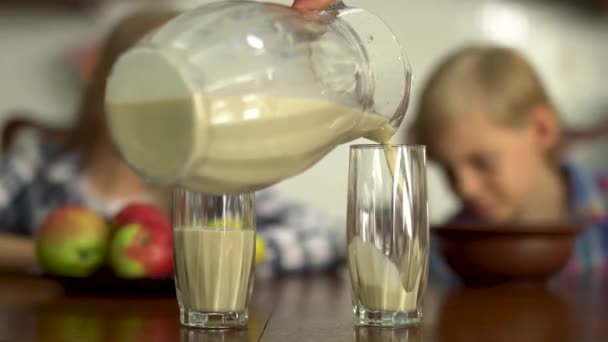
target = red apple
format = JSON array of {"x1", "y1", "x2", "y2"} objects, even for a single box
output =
[
  {"x1": 114, "y1": 203, "x2": 171, "y2": 233},
  {"x1": 110, "y1": 203, "x2": 173, "y2": 279},
  {"x1": 36, "y1": 206, "x2": 109, "y2": 277},
  {"x1": 109, "y1": 223, "x2": 174, "y2": 278}
]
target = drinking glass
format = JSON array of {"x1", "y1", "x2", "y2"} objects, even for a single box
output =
[
  {"x1": 347, "y1": 145, "x2": 429, "y2": 327},
  {"x1": 172, "y1": 189, "x2": 256, "y2": 329}
]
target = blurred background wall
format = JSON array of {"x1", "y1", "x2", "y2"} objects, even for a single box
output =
[{"x1": 1, "y1": 0, "x2": 607, "y2": 224}]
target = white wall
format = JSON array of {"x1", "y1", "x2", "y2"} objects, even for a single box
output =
[
  {"x1": 1, "y1": 0, "x2": 607, "y2": 224},
  {"x1": 0, "y1": 1, "x2": 166, "y2": 127},
  {"x1": 0, "y1": 9, "x2": 87, "y2": 128}
]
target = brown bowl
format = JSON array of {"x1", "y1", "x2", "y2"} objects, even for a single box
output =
[{"x1": 432, "y1": 222, "x2": 584, "y2": 286}]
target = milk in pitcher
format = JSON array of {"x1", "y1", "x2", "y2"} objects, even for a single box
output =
[{"x1": 108, "y1": 94, "x2": 395, "y2": 194}]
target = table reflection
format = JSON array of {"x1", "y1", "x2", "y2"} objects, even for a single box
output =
[
  {"x1": 35, "y1": 297, "x2": 180, "y2": 341},
  {"x1": 180, "y1": 327, "x2": 249, "y2": 342},
  {"x1": 354, "y1": 326, "x2": 422, "y2": 342},
  {"x1": 436, "y1": 285, "x2": 576, "y2": 342},
  {"x1": 34, "y1": 294, "x2": 270, "y2": 341}
]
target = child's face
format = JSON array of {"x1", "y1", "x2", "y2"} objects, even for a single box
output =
[{"x1": 430, "y1": 111, "x2": 549, "y2": 223}]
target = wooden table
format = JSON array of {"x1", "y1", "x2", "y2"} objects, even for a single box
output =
[{"x1": 0, "y1": 271, "x2": 605, "y2": 341}]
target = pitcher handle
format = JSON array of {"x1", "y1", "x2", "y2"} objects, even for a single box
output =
[{"x1": 322, "y1": 0, "x2": 412, "y2": 132}]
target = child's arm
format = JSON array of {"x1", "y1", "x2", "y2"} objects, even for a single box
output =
[
  {"x1": 255, "y1": 190, "x2": 344, "y2": 274},
  {"x1": 0, "y1": 234, "x2": 37, "y2": 272}
]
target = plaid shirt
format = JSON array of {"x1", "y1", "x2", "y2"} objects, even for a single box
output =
[
  {"x1": 0, "y1": 128, "x2": 344, "y2": 274},
  {"x1": 430, "y1": 161, "x2": 608, "y2": 281},
  {"x1": 562, "y1": 162, "x2": 608, "y2": 277}
]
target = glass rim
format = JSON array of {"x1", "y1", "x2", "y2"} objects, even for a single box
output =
[{"x1": 349, "y1": 144, "x2": 426, "y2": 151}]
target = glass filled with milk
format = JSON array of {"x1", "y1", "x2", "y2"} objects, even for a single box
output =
[
  {"x1": 347, "y1": 145, "x2": 429, "y2": 327},
  {"x1": 105, "y1": 0, "x2": 412, "y2": 194},
  {"x1": 172, "y1": 189, "x2": 256, "y2": 328}
]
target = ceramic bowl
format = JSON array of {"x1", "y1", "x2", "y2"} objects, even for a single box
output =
[{"x1": 433, "y1": 223, "x2": 584, "y2": 286}]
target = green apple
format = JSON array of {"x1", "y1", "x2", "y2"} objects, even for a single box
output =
[
  {"x1": 255, "y1": 235, "x2": 265, "y2": 266},
  {"x1": 36, "y1": 206, "x2": 109, "y2": 277},
  {"x1": 109, "y1": 223, "x2": 174, "y2": 279}
]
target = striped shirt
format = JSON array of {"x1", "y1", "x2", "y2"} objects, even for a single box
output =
[{"x1": 0, "y1": 128, "x2": 344, "y2": 274}]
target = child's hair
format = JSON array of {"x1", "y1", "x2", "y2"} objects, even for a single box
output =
[
  {"x1": 411, "y1": 45, "x2": 560, "y2": 156},
  {"x1": 64, "y1": 8, "x2": 178, "y2": 158}
]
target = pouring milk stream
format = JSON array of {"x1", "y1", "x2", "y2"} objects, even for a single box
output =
[{"x1": 105, "y1": 1, "x2": 416, "y2": 312}]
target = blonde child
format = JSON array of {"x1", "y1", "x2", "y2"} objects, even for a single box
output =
[{"x1": 411, "y1": 45, "x2": 607, "y2": 277}]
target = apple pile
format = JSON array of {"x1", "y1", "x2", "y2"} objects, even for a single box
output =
[{"x1": 36, "y1": 203, "x2": 174, "y2": 279}]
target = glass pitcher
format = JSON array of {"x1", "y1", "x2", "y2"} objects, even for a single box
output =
[{"x1": 106, "y1": 0, "x2": 412, "y2": 194}]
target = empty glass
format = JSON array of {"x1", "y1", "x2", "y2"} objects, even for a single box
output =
[
  {"x1": 347, "y1": 145, "x2": 429, "y2": 327},
  {"x1": 172, "y1": 189, "x2": 256, "y2": 328}
]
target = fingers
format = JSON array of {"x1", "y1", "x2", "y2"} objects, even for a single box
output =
[{"x1": 292, "y1": 0, "x2": 336, "y2": 11}]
